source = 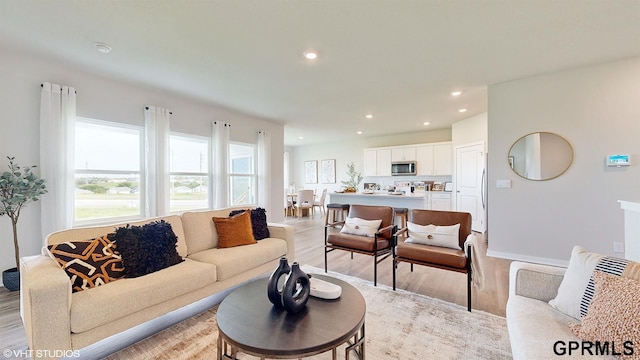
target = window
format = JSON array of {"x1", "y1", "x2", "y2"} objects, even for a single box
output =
[
  {"x1": 229, "y1": 143, "x2": 256, "y2": 205},
  {"x1": 170, "y1": 134, "x2": 209, "y2": 212},
  {"x1": 74, "y1": 118, "x2": 143, "y2": 224}
]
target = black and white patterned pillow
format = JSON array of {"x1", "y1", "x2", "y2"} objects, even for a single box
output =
[{"x1": 48, "y1": 235, "x2": 124, "y2": 292}]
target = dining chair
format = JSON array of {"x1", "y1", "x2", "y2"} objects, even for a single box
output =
[
  {"x1": 312, "y1": 189, "x2": 328, "y2": 216},
  {"x1": 284, "y1": 189, "x2": 294, "y2": 217},
  {"x1": 295, "y1": 189, "x2": 315, "y2": 217}
]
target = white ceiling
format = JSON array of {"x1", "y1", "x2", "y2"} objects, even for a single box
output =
[{"x1": 1, "y1": 0, "x2": 639, "y2": 146}]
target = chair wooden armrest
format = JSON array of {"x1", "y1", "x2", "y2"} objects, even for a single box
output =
[
  {"x1": 376, "y1": 224, "x2": 395, "y2": 236},
  {"x1": 325, "y1": 220, "x2": 345, "y2": 228},
  {"x1": 394, "y1": 227, "x2": 408, "y2": 237}
]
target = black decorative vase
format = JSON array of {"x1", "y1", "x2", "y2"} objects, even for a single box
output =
[
  {"x1": 281, "y1": 262, "x2": 310, "y2": 313},
  {"x1": 267, "y1": 257, "x2": 291, "y2": 307},
  {"x1": 2, "y1": 268, "x2": 20, "y2": 292}
]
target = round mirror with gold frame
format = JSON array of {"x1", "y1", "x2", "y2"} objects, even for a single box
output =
[{"x1": 508, "y1": 132, "x2": 573, "y2": 181}]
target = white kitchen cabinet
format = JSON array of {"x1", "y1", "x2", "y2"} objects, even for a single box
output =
[
  {"x1": 376, "y1": 149, "x2": 392, "y2": 176},
  {"x1": 363, "y1": 149, "x2": 377, "y2": 176},
  {"x1": 416, "y1": 142, "x2": 452, "y2": 175},
  {"x1": 363, "y1": 148, "x2": 392, "y2": 176},
  {"x1": 391, "y1": 146, "x2": 417, "y2": 162},
  {"x1": 429, "y1": 192, "x2": 452, "y2": 211},
  {"x1": 416, "y1": 145, "x2": 434, "y2": 175},
  {"x1": 433, "y1": 144, "x2": 453, "y2": 175}
]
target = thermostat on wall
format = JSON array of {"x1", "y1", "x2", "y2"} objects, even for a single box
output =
[{"x1": 607, "y1": 154, "x2": 630, "y2": 167}]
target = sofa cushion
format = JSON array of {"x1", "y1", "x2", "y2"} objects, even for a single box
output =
[
  {"x1": 570, "y1": 271, "x2": 640, "y2": 359},
  {"x1": 47, "y1": 235, "x2": 124, "y2": 292},
  {"x1": 111, "y1": 220, "x2": 184, "y2": 278},
  {"x1": 549, "y1": 245, "x2": 640, "y2": 320},
  {"x1": 187, "y1": 238, "x2": 286, "y2": 281},
  {"x1": 229, "y1": 207, "x2": 270, "y2": 240},
  {"x1": 70, "y1": 258, "x2": 216, "y2": 333},
  {"x1": 45, "y1": 215, "x2": 188, "y2": 258},
  {"x1": 212, "y1": 211, "x2": 257, "y2": 248},
  {"x1": 181, "y1": 207, "x2": 250, "y2": 255},
  {"x1": 507, "y1": 295, "x2": 586, "y2": 360}
]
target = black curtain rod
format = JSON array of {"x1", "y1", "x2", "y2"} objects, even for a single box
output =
[
  {"x1": 144, "y1": 106, "x2": 173, "y2": 115},
  {"x1": 41, "y1": 83, "x2": 77, "y2": 94}
]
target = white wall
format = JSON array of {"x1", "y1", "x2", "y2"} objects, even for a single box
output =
[
  {"x1": 0, "y1": 47, "x2": 286, "y2": 282},
  {"x1": 290, "y1": 129, "x2": 451, "y2": 196},
  {"x1": 452, "y1": 113, "x2": 488, "y2": 150},
  {"x1": 487, "y1": 57, "x2": 640, "y2": 266}
]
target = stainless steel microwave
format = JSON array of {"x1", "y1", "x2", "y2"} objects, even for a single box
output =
[{"x1": 391, "y1": 161, "x2": 416, "y2": 176}]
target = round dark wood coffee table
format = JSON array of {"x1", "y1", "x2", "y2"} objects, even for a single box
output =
[{"x1": 216, "y1": 274, "x2": 365, "y2": 359}]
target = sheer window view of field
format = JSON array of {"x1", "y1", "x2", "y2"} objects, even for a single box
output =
[{"x1": 74, "y1": 119, "x2": 255, "y2": 223}]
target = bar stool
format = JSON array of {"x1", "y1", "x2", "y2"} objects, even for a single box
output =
[
  {"x1": 393, "y1": 207, "x2": 409, "y2": 240},
  {"x1": 325, "y1": 203, "x2": 350, "y2": 227}
]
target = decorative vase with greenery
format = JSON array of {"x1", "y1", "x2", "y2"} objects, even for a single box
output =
[
  {"x1": 341, "y1": 162, "x2": 363, "y2": 192},
  {"x1": 0, "y1": 156, "x2": 47, "y2": 291}
]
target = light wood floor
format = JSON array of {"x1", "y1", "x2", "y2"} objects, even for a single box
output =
[{"x1": 0, "y1": 213, "x2": 512, "y2": 354}]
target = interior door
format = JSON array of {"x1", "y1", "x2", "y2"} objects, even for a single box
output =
[{"x1": 455, "y1": 143, "x2": 486, "y2": 232}]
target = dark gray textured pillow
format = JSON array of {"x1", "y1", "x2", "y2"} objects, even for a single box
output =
[
  {"x1": 228, "y1": 208, "x2": 270, "y2": 240},
  {"x1": 110, "y1": 220, "x2": 183, "y2": 278}
]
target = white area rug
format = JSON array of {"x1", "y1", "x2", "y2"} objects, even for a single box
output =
[{"x1": 106, "y1": 266, "x2": 512, "y2": 359}]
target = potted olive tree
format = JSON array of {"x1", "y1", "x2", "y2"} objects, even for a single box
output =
[{"x1": 0, "y1": 157, "x2": 47, "y2": 291}]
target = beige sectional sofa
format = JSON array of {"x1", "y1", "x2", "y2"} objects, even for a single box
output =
[
  {"x1": 20, "y1": 207, "x2": 295, "y2": 358},
  {"x1": 507, "y1": 261, "x2": 618, "y2": 360}
]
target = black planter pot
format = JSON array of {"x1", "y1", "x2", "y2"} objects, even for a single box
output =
[{"x1": 2, "y1": 267, "x2": 20, "y2": 291}]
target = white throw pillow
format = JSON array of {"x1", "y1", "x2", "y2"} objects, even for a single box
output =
[
  {"x1": 340, "y1": 217, "x2": 382, "y2": 237},
  {"x1": 548, "y1": 245, "x2": 603, "y2": 320},
  {"x1": 404, "y1": 222, "x2": 461, "y2": 250}
]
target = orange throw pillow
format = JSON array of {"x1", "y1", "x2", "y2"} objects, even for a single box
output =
[{"x1": 212, "y1": 211, "x2": 257, "y2": 248}]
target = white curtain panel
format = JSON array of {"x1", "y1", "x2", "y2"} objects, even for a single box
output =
[
  {"x1": 144, "y1": 106, "x2": 171, "y2": 217},
  {"x1": 257, "y1": 131, "x2": 272, "y2": 215},
  {"x1": 39, "y1": 82, "x2": 76, "y2": 239},
  {"x1": 211, "y1": 121, "x2": 229, "y2": 208}
]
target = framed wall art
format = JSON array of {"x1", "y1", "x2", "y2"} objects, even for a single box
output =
[
  {"x1": 304, "y1": 160, "x2": 318, "y2": 184},
  {"x1": 321, "y1": 159, "x2": 336, "y2": 184}
]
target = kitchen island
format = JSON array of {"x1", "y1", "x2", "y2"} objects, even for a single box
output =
[
  {"x1": 328, "y1": 191, "x2": 452, "y2": 211},
  {"x1": 329, "y1": 192, "x2": 427, "y2": 209}
]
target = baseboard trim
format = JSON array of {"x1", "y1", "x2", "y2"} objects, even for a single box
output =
[{"x1": 486, "y1": 250, "x2": 569, "y2": 268}]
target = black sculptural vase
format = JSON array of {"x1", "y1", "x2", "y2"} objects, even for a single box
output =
[
  {"x1": 281, "y1": 262, "x2": 310, "y2": 313},
  {"x1": 267, "y1": 257, "x2": 291, "y2": 307}
]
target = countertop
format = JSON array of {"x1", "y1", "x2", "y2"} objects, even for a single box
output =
[{"x1": 331, "y1": 191, "x2": 450, "y2": 199}]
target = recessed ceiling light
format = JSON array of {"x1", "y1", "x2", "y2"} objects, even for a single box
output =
[
  {"x1": 356, "y1": 131, "x2": 363, "y2": 135},
  {"x1": 451, "y1": 91, "x2": 462, "y2": 96},
  {"x1": 298, "y1": 136, "x2": 304, "y2": 140},
  {"x1": 423, "y1": 122, "x2": 430, "y2": 126},
  {"x1": 365, "y1": 114, "x2": 373, "y2": 119},
  {"x1": 458, "y1": 108, "x2": 467, "y2": 113},
  {"x1": 303, "y1": 50, "x2": 318, "y2": 60},
  {"x1": 95, "y1": 42, "x2": 112, "y2": 54}
]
